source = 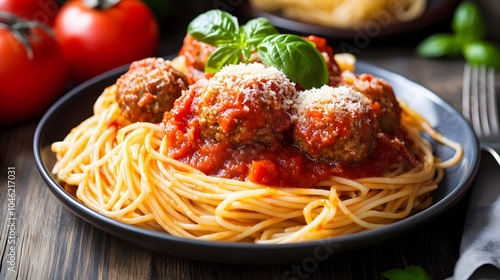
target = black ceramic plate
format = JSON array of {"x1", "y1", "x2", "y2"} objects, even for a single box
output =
[
  {"x1": 34, "y1": 60, "x2": 480, "y2": 265},
  {"x1": 237, "y1": 0, "x2": 461, "y2": 39}
]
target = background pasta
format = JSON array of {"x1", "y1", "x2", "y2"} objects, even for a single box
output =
[{"x1": 249, "y1": 0, "x2": 428, "y2": 27}]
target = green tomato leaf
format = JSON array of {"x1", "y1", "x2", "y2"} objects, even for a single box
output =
[
  {"x1": 416, "y1": 33, "x2": 462, "y2": 57},
  {"x1": 451, "y1": 1, "x2": 486, "y2": 41},
  {"x1": 257, "y1": 34, "x2": 328, "y2": 89},
  {"x1": 241, "y1": 17, "x2": 279, "y2": 60},
  {"x1": 463, "y1": 41, "x2": 500, "y2": 69},
  {"x1": 382, "y1": 266, "x2": 433, "y2": 280},
  {"x1": 187, "y1": 9, "x2": 240, "y2": 47},
  {"x1": 205, "y1": 44, "x2": 242, "y2": 73}
]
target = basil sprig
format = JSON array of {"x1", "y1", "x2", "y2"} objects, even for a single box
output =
[
  {"x1": 187, "y1": 9, "x2": 328, "y2": 89},
  {"x1": 257, "y1": 34, "x2": 328, "y2": 90},
  {"x1": 188, "y1": 10, "x2": 241, "y2": 47},
  {"x1": 416, "y1": 1, "x2": 500, "y2": 69}
]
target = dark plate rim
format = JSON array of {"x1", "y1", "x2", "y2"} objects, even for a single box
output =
[{"x1": 33, "y1": 59, "x2": 480, "y2": 264}]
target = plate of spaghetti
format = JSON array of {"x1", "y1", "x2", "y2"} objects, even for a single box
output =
[
  {"x1": 239, "y1": 0, "x2": 462, "y2": 39},
  {"x1": 34, "y1": 9, "x2": 479, "y2": 264}
]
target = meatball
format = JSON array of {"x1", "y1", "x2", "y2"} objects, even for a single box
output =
[
  {"x1": 196, "y1": 62, "x2": 297, "y2": 146},
  {"x1": 340, "y1": 71, "x2": 401, "y2": 134},
  {"x1": 178, "y1": 35, "x2": 216, "y2": 84},
  {"x1": 116, "y1": 57, "x2": 189, "y2": 123},
  {"x1": 292, "y1": 85, "x2": 378, "y2": 164}
]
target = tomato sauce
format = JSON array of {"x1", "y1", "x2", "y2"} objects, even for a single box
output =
[
  {"x1": 162, "y1": 86, "x2": 419, "y2": 189},
  {"x1": 162, "y1": 34, "x2": 421, "y2": 189}
]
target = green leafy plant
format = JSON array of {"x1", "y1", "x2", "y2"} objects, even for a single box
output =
[
  {"x1": 187, "y1": 9, "x2": 328, "y2": 89},
  {"x1": 416, "y1": 1, "x2": 500, "y2": 69},
  {"x1": 383, "y1": 266, "x2": 433, "y2": 280}
]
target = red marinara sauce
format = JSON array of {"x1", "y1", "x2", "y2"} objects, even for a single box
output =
[{"x1": 162, "y1": 81, "x2": 420, "y2": 189}]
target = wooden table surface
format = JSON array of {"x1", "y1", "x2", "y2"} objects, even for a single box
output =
[{"x1": 0, "y1": 3, "x2": 496, "y2": 279}]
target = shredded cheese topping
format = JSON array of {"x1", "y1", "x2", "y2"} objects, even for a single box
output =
[
  {"x1": 206, "y1": 62, "x2": 296, "y2": 110},
  {"x1": 293, "y1": 85, "x2": 371, "y2": 120}
]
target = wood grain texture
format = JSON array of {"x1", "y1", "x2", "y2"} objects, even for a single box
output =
[{"x1": 0, "y1": 7, "x2": 473, "y2": 279}]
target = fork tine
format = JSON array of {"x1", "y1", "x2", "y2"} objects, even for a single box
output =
[
  {"x1": 478, "y1": 65, "x2": 490, "y2": 135},
  {"x1": 468, "y1": 64, "x2": 482, "y2": 135},
  {"x1": 462, "y1": 64, "x2": 472, "y2": 120},
  {"x1": 463, "y1": 63, "x2": 500, "y2": 137},
  {"x1": 463, "y1": 63, "x2": 500, "y2": 166},
  {"x1": 485, "y1": 66, "x2": 499, "y2": 135}
]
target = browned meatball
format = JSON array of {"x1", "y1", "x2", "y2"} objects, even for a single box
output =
[
  {"x1": 195, "y1": 62, "x2": 297, "y2": 146},
  {"x1": 116, "y1": 57, "x2": 189, "y2": 123},
  {"x1": 292, "y1": 85, "x2": 378, "y2": 164},
  {"x1": 340, "y1": 71, "x2": 401, "y2": 134}
]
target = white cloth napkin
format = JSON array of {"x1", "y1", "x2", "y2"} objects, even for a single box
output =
[{"x1": 448, "y1": 151, "x2": 500, "y2": 280}]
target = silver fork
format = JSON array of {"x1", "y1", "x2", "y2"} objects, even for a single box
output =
[{"x1": 462, "y1": 63, "x2": 500, "y2": 165}]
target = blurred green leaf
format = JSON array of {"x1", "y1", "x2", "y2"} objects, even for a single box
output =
[
  {"x1": 451, "y1": 1, "x2": 486, "y2": 41},
  {"x1": 416, "y1": 33, "x2": 461, "y2": 57},
  {"x1": 383, "y1": 266, "x2": 433, "y2": 280},
  {"x1": 463, "y1": 41, "x2": 500, "y2": 69}
]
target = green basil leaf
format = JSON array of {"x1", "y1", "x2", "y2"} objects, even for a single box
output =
[
  {"x1": 451, "y1": 1, "x2": 486, "y2": 41},
  {"x1": 205, "y1": 44, "x2": 242, "y2": 73},
  {"x1": 382, "y1": 266, "x2": 433, "y2": 280},
  {"x1": 257, "y1": 34, "x2": 328, "y2": 89},
  {"x1": 463, "y1": 41, "x2": 500, "y2": 69},
  {"x1": 241, "y1": 17, "x2": 278, "y2": 60},
  {"x1": 416, "y1": 33, "x2": 461, "y2": 57},
  {"x1": 187, "y1": 9, "x2": 240, "y2": 46}
]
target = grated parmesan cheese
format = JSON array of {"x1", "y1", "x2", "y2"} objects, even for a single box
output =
[
  {"x1": 205, "y1": 62, "x2": 296, "y2": 110},
  {"x1": 293, "y1": 85, "x2": 371, "y2": 121}
]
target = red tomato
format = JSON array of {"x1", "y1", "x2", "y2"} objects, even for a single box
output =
[
  {"x1": 0, "y1": 0, "x2": 60, "y2": 26},
  {"x1": 0, "y1": 14, "x2": 68, "y2": 124},
  {"x1": 54, "y1": 0, "x2": 159, "y2": 83}
]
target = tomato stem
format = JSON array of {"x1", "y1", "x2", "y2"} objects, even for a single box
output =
[
  {"x1": 83, "y1": 0, "x2": 121, "y2": 9},
  {"x1": 0, "y1": 11, "x2": 18, "y2": 26},
  {"x1": 0, "y1": 11, "x2": 55, "y2": 61}
]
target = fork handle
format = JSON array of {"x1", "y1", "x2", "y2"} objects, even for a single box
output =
[{"x1": 481, "y1": 145, "x2": 500, "y2": 166}]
